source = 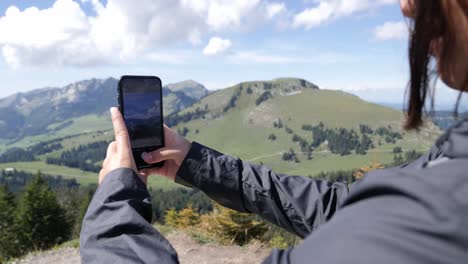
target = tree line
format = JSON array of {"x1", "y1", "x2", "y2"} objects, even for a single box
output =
[
  {"x1": 0, "y1": 132, "x2": 111, "y2": 165},
  {"x1": 149, "y1": 188, "x2": 212, "y2": 222},
  {"x1": 46, "y1": 141, "x2": 109, "y2": 172},
  {"x1": 272, "y1": 121, "x2": 405, "y2": 162},
  {"x1": 0, "y1": 169, "x2": 79, "y2": 193},
  {"x1": 0, "y1": 136, "x2": 71, "y2": 164},
  {"x1": 166, "y1": 105, "x2": 210, "y2": 127},
  {"x1": 302, "y1": 122, "x2": 377, "y2": 156}
]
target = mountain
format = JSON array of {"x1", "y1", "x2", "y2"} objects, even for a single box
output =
[
  {"x1": 165, "y1": 77, "x2": 441, "y2": 176},
  {"x1": 431, "y1": 111, "x2": 468, "y2": 130},
  {"x1": 165, "y1": 80, "x2": 209, "y2": 101},
  {"x1": 0, "y1": 77, "x2": 442, "y2": 185},
  {"x1": 0, "y1": 78, "x2": 204, "y2": 141}
]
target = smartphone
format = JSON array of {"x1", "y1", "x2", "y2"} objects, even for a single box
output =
[{"x1": 118, "y1": 75, "x2": 165, "y2": 170}]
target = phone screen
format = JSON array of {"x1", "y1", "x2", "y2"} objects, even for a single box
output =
[{"x1": 119, "y1": 76, "x2": 163, "y2": 150}]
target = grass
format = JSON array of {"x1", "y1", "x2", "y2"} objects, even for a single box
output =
[
  {"x1": 0, "y1": 161, "x2": 179, "y2": 189},
  {"x1": 0, "y1": 115, "x2": 111, "y2": 151},
  {"x1": 0, "y1": 162, "x2": 97, "y2": 185},
  {"x1": 53, "y1": 239, "x2": 80, "y2": 249},
  {"x1": 169, "y1": 80, "x2": 440, "y2": 175}
]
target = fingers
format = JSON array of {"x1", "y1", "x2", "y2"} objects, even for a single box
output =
[
  {"x1": 102, "y1": 141, "x2": 117, "y2": 168},
  {"x1": 142, "y1": 147, "x2": 182, "y2": 164},
  {"x1": 140, "y1": 168, "x2": 161, "y2": 177},
  {"x1": 106, "y1": 141, "x2": 117, "y2": 157},
  {"x1": 163, "y1": 124, "x2": 175, "y2": 134},
  {"x1": 110, "y1": 107, "x2": 131, "y2": 151}
]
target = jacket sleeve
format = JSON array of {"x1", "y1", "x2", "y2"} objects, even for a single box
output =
[
  {"x1": 261, "y1": 163, "x2": 467, "y2": 264},
  {"x1": 79, "y1": 168, "x2": 179, "y2": 264},
  {"x1": 175, "y1": 142, "x2": 350, "y2": 238}
]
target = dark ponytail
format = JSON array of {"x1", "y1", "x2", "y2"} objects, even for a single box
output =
[{"x1": 405, "y1": 0, "x2": 445, "y2": 130}]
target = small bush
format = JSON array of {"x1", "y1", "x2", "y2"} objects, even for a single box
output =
[
  {"x1": 268, "y1": 134, "x2": 277, "y2": 141},
  {"x1": 198, "y1": 204, "x2": 267, "y2": 246},
  {"x1": 269, "y1": 236, "x2": 289, "y2": 249}
]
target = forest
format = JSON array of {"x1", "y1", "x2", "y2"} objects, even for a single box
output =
[{"x1": 46, "y1": 141, "x2": 109, "y2": 172}]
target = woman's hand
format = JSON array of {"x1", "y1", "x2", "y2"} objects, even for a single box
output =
[
  {"x1": 140, "y1": 124, "x2": 191, "y2": 181},
  {"x1": 99, "y1": 107, "x2": 144, "y2": 184}
]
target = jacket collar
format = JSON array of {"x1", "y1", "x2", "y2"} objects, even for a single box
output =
[{"x1": 437, "y1": 115, "x2": 468, "y2": 158}]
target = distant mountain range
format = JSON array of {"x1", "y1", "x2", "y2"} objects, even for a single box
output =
[
  {"x1": 0, "y1": 77, "x2": 443, "y2": 181},
  {"x1": 0, "y1": 78, "x2": 208, "y2": 140}
]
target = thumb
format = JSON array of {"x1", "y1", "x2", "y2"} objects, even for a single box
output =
[
  {"x1": 142, "y1": 147, "x2": 183, "y2": 164},
  {"x1": 110, "y1": 107, "x2": 131, "y2": 151}
]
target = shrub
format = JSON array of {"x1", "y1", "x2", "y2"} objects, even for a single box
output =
[
  {"x1": 199, "y1": 203, "x2": 267, "y2": 246},
  {"x1": 176, "y1": 206, "x2": 201, "y2": 228},
  {"x1": 255, "y1": 91, "x2": 272, "y2": 106},
  {"x1": 393, "y1": 146, "x2": 403, "y2": 154},
  {"x1": 269, "y1": 236, "x2": 289, "y2": 249},
  {"x1": 165, "y1": 208, "x2": 180, "y2": 228},
  {"x1": 268, "y1": 134, "x2": 277, "y2": 141}
]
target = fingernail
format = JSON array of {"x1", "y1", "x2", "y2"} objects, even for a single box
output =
[
  {"x1": 110, "y1": 107, "x2": 117, "y2": 114},
  {"x1": 142, "y1": 152, "x2": 151, "y2": 161}
]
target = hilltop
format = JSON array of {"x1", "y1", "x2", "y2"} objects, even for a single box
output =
[
  {"x1": 166, "y1": 77, "x2": 440, "y2": 176},
  {"x1": 165, "y1": 80, "x2": 209, "y2": 100}
]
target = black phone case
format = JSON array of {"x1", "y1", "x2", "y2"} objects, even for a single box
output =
[{"x1": 118, "y1": 75, "x2": 165, "y2": 171}]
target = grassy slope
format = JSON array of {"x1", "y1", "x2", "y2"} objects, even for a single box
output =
[
  {"x1": 0, "y1": 114, "x2": 111, "y2": 152},
  {"x1": 0, "y1": 161, "x2": 178, "y2": 189},
  {"x1": 172, "y1": 80, "x2": 440, "y2": 176}
]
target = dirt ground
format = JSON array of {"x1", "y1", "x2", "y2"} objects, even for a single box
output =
[{"x1": 13, "y1": 232, "x2": 271, "y2": 264}]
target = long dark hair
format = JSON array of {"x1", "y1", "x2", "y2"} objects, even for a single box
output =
[{"x1": 405, "y1": 0, "x2": 468, "y2": 130}]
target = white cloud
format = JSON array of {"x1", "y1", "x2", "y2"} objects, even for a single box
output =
[
  {"x1": 182, "y1": 0, "x2": 286, "y2": 31},
  {"x1": 203, "y1": 37, "x2": 232, "y2": 56},
  {"x1": 374, "y1": 21, "x2": 408, "y2": 41},
  {"x1": 0, "y1": 0, "x2": 284, "y2": 68},
  {"x1": 293, "y1": 0, "x2": 397, "y2": 29},
  {"x1": 228, "y1": 50, "x2": 356, "y2": 64},
  {"x1": 293, "y1": 2, "x2": 334, "y2": 29},
  {"x1": 229, "y1": 51, "x2": 302, "y2": 64},
  {"x1": 266, "y1": 2, "x2": 286, "y2": 19},
  {"x1": 146, "y1": 50, "x2": 194, "y2": 64}
]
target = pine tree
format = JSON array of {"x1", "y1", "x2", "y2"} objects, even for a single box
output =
[
  {"x1": 16, "y1": 172, "x2": 71, "y2": 251},
  {"x1": 0, "y1": 185, "x2": 22, "y2": 262},
  {"x1": 74, "y1": 189, "x2": 94, "y2": 237}
]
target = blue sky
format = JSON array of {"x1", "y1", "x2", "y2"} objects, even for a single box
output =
[{"x1": 0, "y1": 0, "x2": 461, "y2": 108}]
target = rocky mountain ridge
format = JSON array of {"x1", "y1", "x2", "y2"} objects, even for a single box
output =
[{"x1": 0, "y1": 78, "x2": 208, "y2": 140}]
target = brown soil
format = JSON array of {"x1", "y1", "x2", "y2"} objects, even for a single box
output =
[{"x1": 13, "y1": 232, "x2": 271, "y2": 264}]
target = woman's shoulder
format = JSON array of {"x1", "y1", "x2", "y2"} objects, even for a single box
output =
[{"x1": 347, "y1": 155, "x2": 468, "y2": 210}]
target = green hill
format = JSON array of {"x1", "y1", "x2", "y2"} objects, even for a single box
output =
[{"x1": 167, "y1": 78, "x2": 441, "y2": 176}]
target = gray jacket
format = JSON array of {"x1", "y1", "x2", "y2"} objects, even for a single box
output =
[{"x1": 80, "y1": 119, "x2": 468, "y2": 263}]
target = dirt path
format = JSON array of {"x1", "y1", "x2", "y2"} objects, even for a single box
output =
[{"x1": 13, "y1": 232, "x2": 271, "y2": 264}]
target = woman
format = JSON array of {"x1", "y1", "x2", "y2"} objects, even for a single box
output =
[{"x1": 80, "y1": 0, "x2": 468, "y2": 263}]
